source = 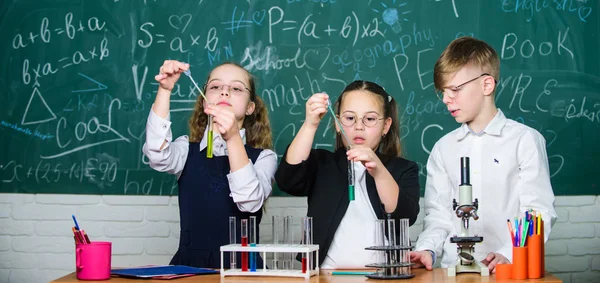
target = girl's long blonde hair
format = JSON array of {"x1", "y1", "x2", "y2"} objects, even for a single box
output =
[{"x1": 188, "y1": 62, "x2": 273, "y2": 149}]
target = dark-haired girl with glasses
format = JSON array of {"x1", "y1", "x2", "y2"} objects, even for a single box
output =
[
  {"x1": 275, "y1": 80, "x2": 420, "y2": 269},
  {"x1": 143, "y1": 60, "x2": 276, "y2": 268}
]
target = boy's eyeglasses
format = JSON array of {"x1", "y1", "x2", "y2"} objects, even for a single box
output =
[
  {"x1": 338, "y1": 114, "x2": 385, "y2": 128},
  {"x1": 204, "y1": 82, "x2": 250, "y2": 95},
  {"x1": 435, "y1": 73, "x2": 491, "y2": 100}
]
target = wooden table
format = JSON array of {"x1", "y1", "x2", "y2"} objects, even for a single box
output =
[{"x1": 51, "y1": 269, "x2": 562, "y2": 282}]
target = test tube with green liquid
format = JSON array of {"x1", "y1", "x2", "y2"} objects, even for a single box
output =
[
  {"x1": 207, "y1": 115, "x2": 213, "y2": 158},
  {"x1": 183, "y1": 68, "x2": 213, "y2": 158},
  {"x1": 326, "y1": 98, "x2": 355, "y2": 201}
]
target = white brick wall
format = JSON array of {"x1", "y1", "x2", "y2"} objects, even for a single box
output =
[{"x1": 0, "y1": 194, "x2": 598, "y2": 283}]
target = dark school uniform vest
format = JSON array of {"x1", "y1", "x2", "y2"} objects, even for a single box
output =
[{"x1": 170, "y1": 142, "x2": 264, "y2": 268}]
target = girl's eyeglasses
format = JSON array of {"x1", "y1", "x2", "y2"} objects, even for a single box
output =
[{"x1": 338, "y1": 114, "x2": 385, "y2": 127}]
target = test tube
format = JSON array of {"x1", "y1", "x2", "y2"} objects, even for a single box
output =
[
  {"x1": 241, "y1": 219, "x2": 248, "y2": 271},
  {"x1": 348, "y1": 156, "x2": 355, "y2": 201},
  {"x1": 327, "y1": 98, "x2": 354, "y2": 201},
  {"x1": 182, "y1": 69, "x2": 213, "y2": 159},
  {"x1": 399, "y1": 218, "x2": 410, "y2": 276},
  {"x1": 272, "y1": 215, "x2": 280, "y2": 270},
  {"x1": 229, "y1": 216, "x2": 236, "y2": 269},
  {"x1": 282, "y1": 216, "x2": 293, "y2": 270},
  {"x1": 374, "y1": 219, "x2": 386, "y2": 275},
  {"x1": 207, "y1": 115, "x2": 213, "y2": 158},
  {"x1": 249, "y1": 216, "x2": 257, "y2": 272},
  {"x1": 301, "y1": 217, "x2": 313, "y2": 273},
  {"x1": 387, "y1": 218, "x2": 397, "y2": 276}
]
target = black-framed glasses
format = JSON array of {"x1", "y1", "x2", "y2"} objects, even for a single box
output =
[
  {"x1": 338, "y1": 114, "x2": 385, "y2": 128},
  {"x1": 435, "y1": 73, "x2": 491, "y2": 100},
  {"x1": 204, "y1": 81, "x2": 250, "y2": 95}
]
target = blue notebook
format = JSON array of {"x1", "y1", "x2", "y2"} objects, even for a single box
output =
[{"x1": 111, "y1": 265, "x2": 218, "y2": 279}]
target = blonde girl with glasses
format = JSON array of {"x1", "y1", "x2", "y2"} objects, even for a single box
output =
[
  {"x1": 143, "y1": 60, "x2": 276, "y2": 268},
  {"x1": 275, "y1": 80, "x2": 420, "y2": 269}
]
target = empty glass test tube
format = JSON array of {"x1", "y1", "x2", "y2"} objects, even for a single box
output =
[
  {"x1": 283, "y1": 216, "x2": 293, "y2": 269},
  {"x1": 229, "y1": 216, "x2": 236, "y2": 269},
  {"x1": 272, "y1": 215, "x2": 281, "y2": 269}
]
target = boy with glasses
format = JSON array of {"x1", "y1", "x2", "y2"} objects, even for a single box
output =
[{"x1": 409, "y1": 37, "x2": 557, "y2": 273}]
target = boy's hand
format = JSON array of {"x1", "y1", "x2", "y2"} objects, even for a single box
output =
[
  {"x1": 481, "y1": 252, "x2": 510, "y2": 273},
  {"x1": 409, "y1": 250, "x2": 433, "y2": 270},
  {"x1": 155, "y1": 60, "x2": 189, "y2": 91},
  {"x1": 304, "y1": 93, "x2": 329, "y2": 128}
]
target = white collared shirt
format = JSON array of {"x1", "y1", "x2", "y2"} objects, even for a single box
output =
[
  {"x1": 142, "y1": 109, "x2": 277, "y2": 213},
  {"x1": 415, "y1": 109, "x2": 557, "y2": 267},
  {"x1": 321, "y1": 162, "x2": 383, "y2": 269}
]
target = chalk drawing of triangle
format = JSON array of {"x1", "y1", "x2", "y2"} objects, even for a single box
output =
[
  {"x1": 71, "y1": 72, "x2": 107, "y2": 93},
  {"x1": 21, "y1": 87, "x2": 57, "y2": 126}
]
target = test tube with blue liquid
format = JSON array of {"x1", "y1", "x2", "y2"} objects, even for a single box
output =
[
  {"x1": 183, "y1": 68, "x2": 213, "y2": 158},
  {"x1": 229, "y1": 216, "x2": 236, "y2": 269},
  {"x1": 249, "y1": 216, "x2": 257, "y2": 272},
  {"x1": 326, "y1": 98, "x2": 355, "y2": 201}
]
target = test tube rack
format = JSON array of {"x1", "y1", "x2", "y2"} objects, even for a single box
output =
[
  {"x1": 364, "y1": 244, "x2": 415, "y2": 279},
  {"x1": 219, "y1": 244, "x2": 319, "y2": 279}
]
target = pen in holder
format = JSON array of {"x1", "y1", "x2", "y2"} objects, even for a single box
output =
[{"x1": 527, "y1": 217, "x2": 545, "y2": 279}]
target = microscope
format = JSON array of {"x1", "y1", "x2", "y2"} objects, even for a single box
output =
[{"x1": 447, "y1": 157, "x2": 489, "y2": 276}]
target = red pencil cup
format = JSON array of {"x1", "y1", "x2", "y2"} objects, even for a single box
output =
[
  {"x1": 527, "y1": 234, "x2": 543, "y2": 279},
  {"x1": 512, "y1": 246, "x2": 528, "y2": 280},
  {"x1": 76, "y1": 241, "x2": 112, "y2": 280},
  {"x1": 495, "y1": 263, "x2": 513, "y2": 280}
]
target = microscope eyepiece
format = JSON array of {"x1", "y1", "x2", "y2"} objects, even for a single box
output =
[{"x1": 460, "y1": 157, "x2": 470, "y2": 185}]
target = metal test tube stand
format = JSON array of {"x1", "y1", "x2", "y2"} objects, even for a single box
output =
[{"x1": 364, "y1": 215, "x2": 415, "y2": 279}]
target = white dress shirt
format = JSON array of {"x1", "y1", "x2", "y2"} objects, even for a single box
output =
[
  {"x1": 142, "y1": 109, "x2": 277, "y2": 213},
  {"x1": 415, "y1": 109, "x2": 557, "y2": 267},
  {"x1": 321, "y1": 162, "x2": 383, "y2": 269}
]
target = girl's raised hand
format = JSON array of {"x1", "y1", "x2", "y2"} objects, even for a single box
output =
[
  {"x1": 347, "y1": 145, "x2": 383, "y2": 176},
  {"x1": 155, "y1": 60, "x2": 189, "y2": 91},
  {"x1": 304, "y1": 93, "x2": 329, "y2": 128},
  {"x1": 204, "y1": 104, "x2": 239, "y2": 141}
]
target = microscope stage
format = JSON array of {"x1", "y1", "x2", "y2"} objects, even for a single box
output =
[{"x1": 450, "y1": 236, "x2": 483, "y2": 243}]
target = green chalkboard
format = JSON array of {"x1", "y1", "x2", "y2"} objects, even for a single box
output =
[{"x1": 1, "y1": 0, "x2": 598, "y2": 195}]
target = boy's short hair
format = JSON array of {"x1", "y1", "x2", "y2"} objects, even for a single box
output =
[{"x1": 433, "y1": 36, "x2": 500, "y2": 91}]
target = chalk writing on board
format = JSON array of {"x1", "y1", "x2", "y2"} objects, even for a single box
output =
[{"x1": 1, "y1": 1, "x2": 598, "y2": 195}]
